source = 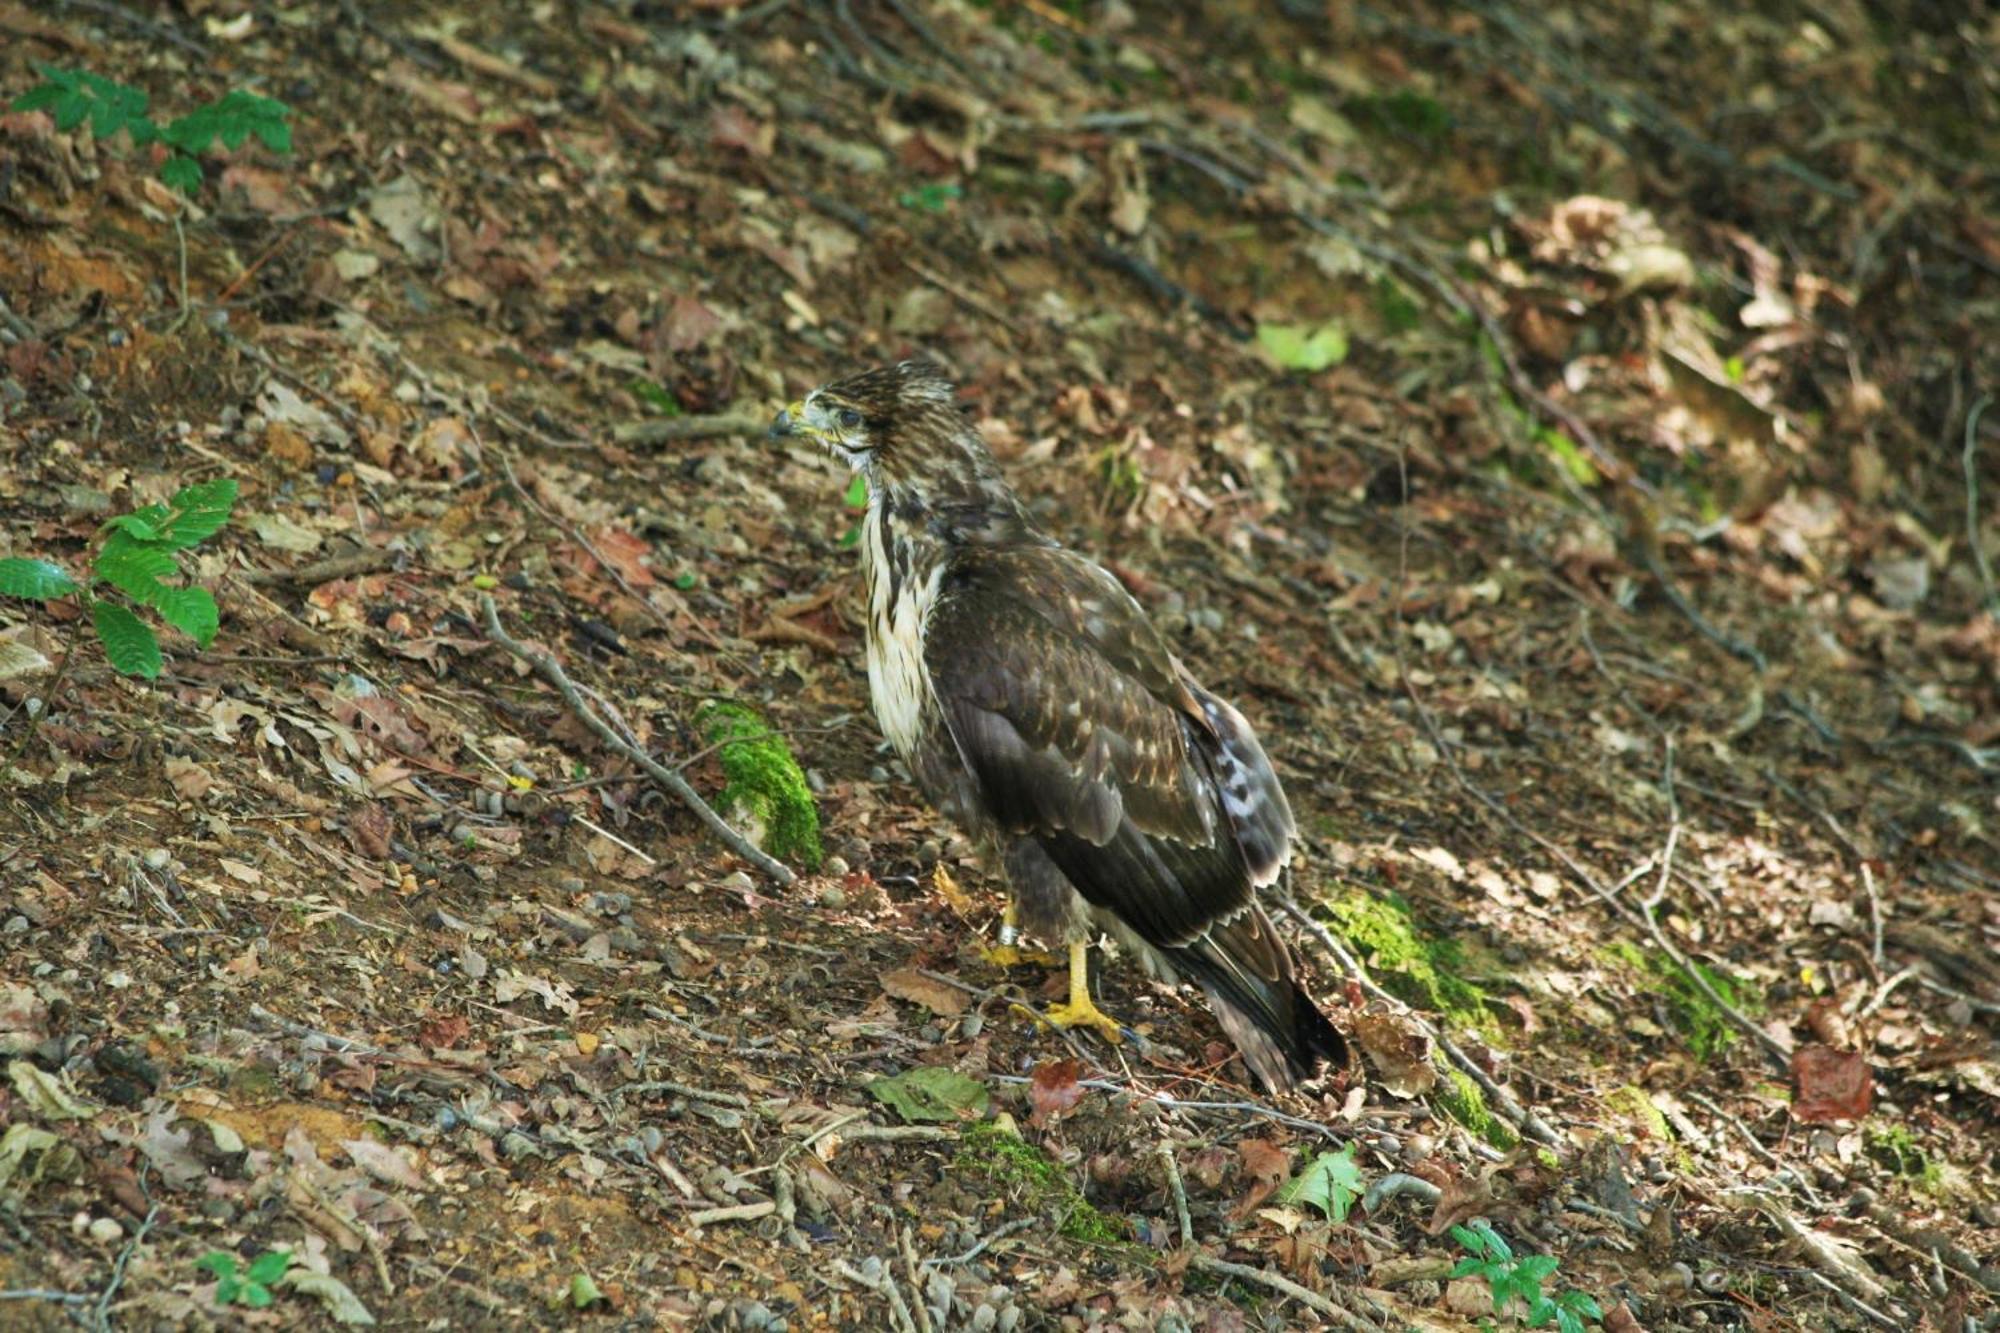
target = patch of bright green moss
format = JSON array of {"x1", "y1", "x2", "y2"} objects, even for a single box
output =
[
  {"x1": 955, "y1": 1122, "x2": 1126, "y2": 1245},
  {"x1": 1319, "y1": 889, "x2": 1490, "y2": 1031},
  {"x1": 1603, "y1": 941, "x2": 1758, "y2": 1060},
  {"x1": 1865, "y1": 1123, "x2": 1941, "y2": 1190},
  {"x1": 1434, "y1": 1066, "x2": 1516, "y2": 1150},
  {"x1": 1603, "y1": 1085, "x2": 1671, "y2": 1144},
  {"x1": 696, "y1": 700, "x2": 822, "y2": 870}
]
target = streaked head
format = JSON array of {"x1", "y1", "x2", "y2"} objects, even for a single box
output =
[
  {"x1": 772, "y1": 360, "x2": 1030, "y2": 535},
  {"x1": 770, "y1": 359, "x2": 965, "y2": 476}
]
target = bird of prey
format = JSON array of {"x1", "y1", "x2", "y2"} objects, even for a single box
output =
[{"x1": 772, "y1": 360, "x2": 1346, "y2": 1090}]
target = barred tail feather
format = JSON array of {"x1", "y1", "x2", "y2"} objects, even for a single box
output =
[{"x1": 1190, "y1": 686, "x2": 1295, "y2": 885}]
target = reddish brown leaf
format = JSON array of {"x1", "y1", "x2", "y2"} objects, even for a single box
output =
[
  {"x1": 1792, "y1": 1044, "x2": 1873, "y2": 1123},
  {"x1": 1027, "y1": 1058, "x2": 1084, "y2": 1127},
  {"x1": 879, "y1": 968, "x2": 969, "y2": 1018},
  {"x1": 1231, "y1": 1138, "x2": 1291, "y2": 1217},
  {"x1": 420, "y1": 1013, "x2": 472, "y2": 1050},
  {"x1": 710, "y1": 104, "x2": 773, "y2": 157}
]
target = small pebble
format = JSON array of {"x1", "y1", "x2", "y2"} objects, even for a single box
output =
[
  {"x1": 818, "y1": 886, "x2": 848, "y2": 910},
  {"x1": 143, "y1": 848, "x2": 171, "y2": 870},
  {"x1": 961, "y1": 1013, "x2": 984, "y2": 1039},
  {"x1": 720, "y1": 871, "x2": 754, "y2": 893},
  {"x1": 824, "y1": 855, "x2": 850, "y2": 876},
  {"x1": 969, "y1": 1305, "x2": 997, "y2": 1333},
  {"x1": 88, "y1": 1217, "x2": 123, "y2": 1244}
]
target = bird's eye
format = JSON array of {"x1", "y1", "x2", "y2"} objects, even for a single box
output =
[{"x1": 837, "y1": 408, "x2": 863, "y2": 429}]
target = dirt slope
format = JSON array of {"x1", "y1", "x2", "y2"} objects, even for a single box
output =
[{"x1": 1, "y1": 2, "x2": 1996, "y2": 1330}]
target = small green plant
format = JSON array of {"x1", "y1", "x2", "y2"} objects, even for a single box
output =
[
  {"x1": 897, "y1": 181, "x2": 962, "y2": 213},
  {"x1": 12, "y1": 65, "x2": 291, "y2": 195},
  {"x1": 837, "y1": 472, "x2": 869, "y2": 549},
  {"x1": 1275, "y1": 1143, "x2": 1366, "y2": 1222},
  {"x1": 0, "y1": 477, "x2": 238, "y2": 679},
  {"x1": 1256, "y1": 320, "x2": 1349, "y2": 373},
  {"x1": 1450, "y1": 1222, "x2": 1602, "y2": 1333},
  {"x1": 195, "y1": 1247, "x2": 292, "y2": 1308}
]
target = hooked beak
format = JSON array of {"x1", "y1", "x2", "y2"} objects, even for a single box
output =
[{"x1": 770, "y1": 400, "x2": 808, "y2": 440}]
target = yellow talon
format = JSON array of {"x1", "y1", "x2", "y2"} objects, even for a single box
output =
[{"x1": 1041, "y1": 941, "x2": 1123, "y2": 1043}]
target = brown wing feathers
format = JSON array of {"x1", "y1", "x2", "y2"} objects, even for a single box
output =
[{"x1": 927, "y1": 546, "x2": 1345, "y2": 1086}]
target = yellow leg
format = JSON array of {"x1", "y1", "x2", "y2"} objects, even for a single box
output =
[
  {"x1": 1042, "y1": 940, "x2": 1122, "y2": 1042},
  {"x1": 981, "y1": 901, "x2": 1055, "y2": 967}
]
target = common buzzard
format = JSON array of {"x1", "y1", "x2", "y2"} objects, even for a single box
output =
[{"x1": 773, "y1": 361, "x2": 1345, "y2": 1091}]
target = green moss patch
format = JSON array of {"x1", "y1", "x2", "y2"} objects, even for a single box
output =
[
  {"x1": 1603, "y1": 941, "x2": 1757, "y2": 1060},
  {"x1": 1319, "y1": 889, "x2": 1490, "y2": 1030},
  {"x1": 1603, "y1": 1085, "x2": 1671, "y2": 1144},
  {"x1": 1434, "y1": 1066, "x2": 1516, "y2": 1149},
  {"x1": 955, "y1": 1122, "x2": 1126, "y2": 1245},
  {"x1": 1865, "y1": 1123, "x2": 1941, "y2": 1190},
  {"x1": 696, "y1": 700, "x2": 822, "y2": 870}
]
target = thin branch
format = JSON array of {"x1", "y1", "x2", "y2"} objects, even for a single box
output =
[
  {"x1": 832, "y1": 1258, "x2": 921, "y2": 1333},
  {"x1": 479, "y1": 595, "x2": 794, "y2": 885},
  {"x1": 1963, "y1": 394, "x2": 1997, "y2": 616},
  {"x1": 1156, "y1": 1141, "x2": 1193, "y2": 1246},
  {"x1": 612, "y1": 413, "x2": 765, "y2": 446},
  {"x1": 1192, "y1": 1255, "x2": 1386, "y2": 1333}
]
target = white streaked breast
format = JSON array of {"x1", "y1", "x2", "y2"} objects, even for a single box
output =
[{"x1": 862, "y1": 505, "x2": 943, "y2": 758}]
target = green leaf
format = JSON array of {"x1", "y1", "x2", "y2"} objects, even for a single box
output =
[
  {"x1": 194, "y1": 1252, "x2": 238, "y2": 1280},
  {"x1": 1449, "y1": 1257, "x2": 1487, "y2": 1280},
  {"x1": 159, "y1": 153, "x2": 203, "y2": 196},
  {"x1": 896, "y1": 182, "x2": 962, "y2": 214},
  {"x1": 866, "y1": 1067, "x2": 989, "y2": 1123},
  {"x1": 104, "y1": 511, "x2": 165, "y2": 542},
  {"x1": 1450, "y1": 1224, "x2": 1490, "y2": 1257},
  {"x1": 163, "y1": 90, "x2": 292, "y2": 158},
  {"x1": 53, "y1": 91, "x2": 89, "y2": 132},
  {"x1": 568, "y1": 1272, "x2": 604, "y2": 1308},
  {"x1": 1516, "y1": 1254, "x2": 1560, "y2": 1282},
  {"x1": 1537, "y1": 426, "x2": 1600, "y2": 487},
  {"x1": 630, "y1": 379, "x2": 684, "y2": 416},
  {"x1": 1256, "y1": 320, "x2": 1349, "y2": 372},
  {"x1": 246, "y1": 1250, "x2": 292, "y2": 1285},
  {"x1": 93, "y1": 601, "x2": 162, "y2": 678},
  {"x1": 13, "y1": 85, "x2": 68, "y2": 113},
  {"x1": 836, "y1": 523, "x2": 862, "y2": 549},
  {"x1": 155, "y1": 476, "x2": 238, "y2": 548},
  {"x1": 843, "y1": 474, "x2": 868, "y2": 509},
  {"x1": 241, "y1": 1283, "x2": 275, "y2": 1308},
  {"x1": 94, "y1": 533, "x2": 178, "y2": 605},
  {"x1": 1274, "y1": 1144, "x2": 1365, "y2": 1222},
  {"x1": 1559, "y1": 1291, "x2": 1602, "y2": 1319},
  {"x1": 0, "y1": 558, "x2": 80, "y2": 601}
]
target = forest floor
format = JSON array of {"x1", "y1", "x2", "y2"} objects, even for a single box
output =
[{"x1": 1, "y1": 1, "x2": 1997, "y2": 1330}]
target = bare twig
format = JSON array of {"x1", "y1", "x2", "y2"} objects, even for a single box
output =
[
  {"x1": 0, "y1": 1290, "x2": 89, "y2": 1307},
  {"x1": 1962, "y1": 394, "x2": 1997, "y2": 616},
  {"x1": 612, "y1": 414, "x2": 765, "y2": 446},
  {"x1": 832, "y1": 1258, "x2": 921, "y2": 1333},
  {"x1": 689, "y1": 1200, "x2": 775, "y2": 1227},
  {"x1": 1361, "y1": 1172, "x2": 1444, "y2": 1214},
  {"x1": 1192, "y1": 1255, "x2": 1387, "y2": 1333},
  {"x1": 94, "y1": 1204, "x2": 158, "y2": 1328},
  {"x1": 479, "y1": 595, "x2": 795, "y2": 885},
  {"x1": 1156, "y1": 1142, "x2": 1193, "y2": 1246},
  {"x1": 921, "y1": 1216, "x2": 1035, "y2": 1268},
  {"x1": 900, "y1": 257, "x2": 1023, "y2": 335},
  {"x1": 613, "y1": 1080, "x2": 751, "y2": 1108},
  {"x1": 898, "y1": 1228, "x2": 935, "y2": 1333}
]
